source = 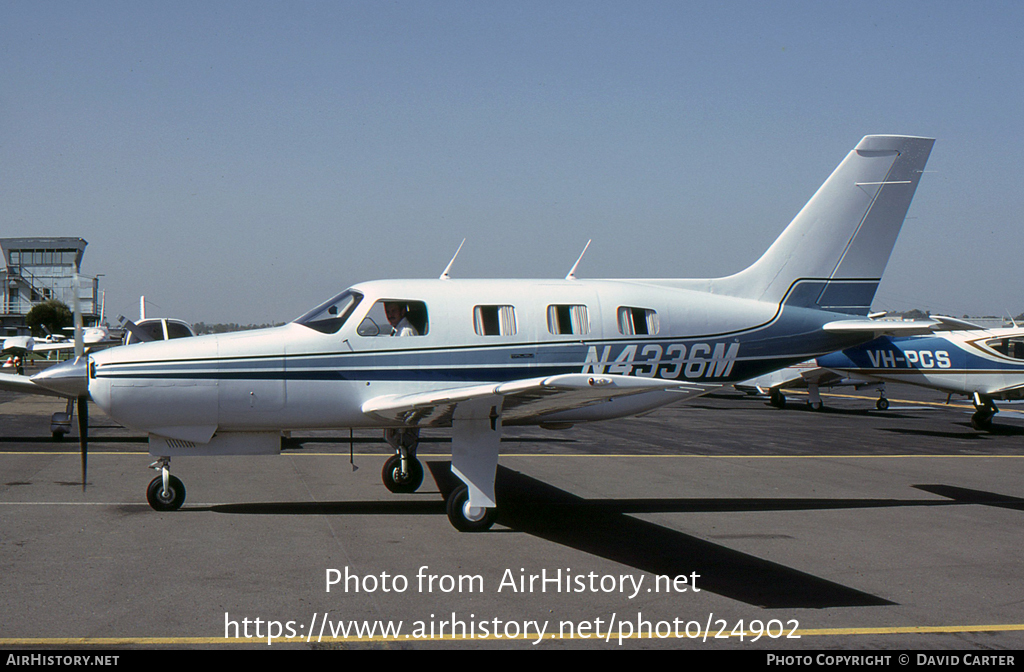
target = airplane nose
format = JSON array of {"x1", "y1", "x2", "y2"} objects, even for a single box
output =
[{"x1": 31, "y1": 357, "x2": 90, "y2": 398}]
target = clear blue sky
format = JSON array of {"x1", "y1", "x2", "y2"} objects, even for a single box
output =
[{"x1": 3, "y1": 1, "x2": 1022, "y2": 323}]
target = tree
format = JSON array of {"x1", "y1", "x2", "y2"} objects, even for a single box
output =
[{"x1": 25, "y1": 299, "x2": 73, "y2": 337}]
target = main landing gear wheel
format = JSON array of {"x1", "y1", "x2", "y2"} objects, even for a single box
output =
[
  {"x1": 446, "y1": 484, "x2": 496, "y2": 533},
  {"x1": 807, "y1": 400, "x2": 824, "y2": 411},
  {"x1": 381, "y1": 454, "x2": 424, "y2": 493},
  {"x1": 971, "y1": 410, "x2": 994, "y2": 431},
  {"x1": 971, "y1": 394, "x2": 998, "y2": 431},
  {"x1": 146, "y1": 474, "x2": 186, "y2": 511},
  {"x1": 876, "y1": 397, "x2": 890, "y2": 411},
  {"x1": 769, "y1": 391, "x2": 786, "y2": 409}
]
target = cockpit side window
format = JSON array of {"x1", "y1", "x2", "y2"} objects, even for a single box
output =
[
  {"x1": 986, "y1": 337, "x2": 1024, "y2": 360},
  {"x1": 294, "y1": 290, "x2": 363, "y2": 334},
  {"x1": 357, "y1": 300, "x2": 429, "y2": 337}
]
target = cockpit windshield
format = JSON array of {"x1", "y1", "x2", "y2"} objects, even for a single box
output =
[{"x1": 294, "y1": 290, "x2": 364, "y2": 334}]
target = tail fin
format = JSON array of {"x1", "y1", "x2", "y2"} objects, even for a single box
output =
[{"x1": 714, "y1": 135, "x2": 934, "y2": 314}]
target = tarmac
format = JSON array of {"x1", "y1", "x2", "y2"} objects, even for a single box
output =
[{"x1": 1, "y1": 380, "x2": 1023, "y2": 650}]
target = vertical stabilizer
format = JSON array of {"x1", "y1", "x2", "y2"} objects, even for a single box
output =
[{"x1": 714, "y1": 135, "x2": 933, "y2": 314}]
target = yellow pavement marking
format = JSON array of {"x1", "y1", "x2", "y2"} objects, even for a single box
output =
[{"x1": 3, "y1": 623, "x2": 1024, "y2": 645}]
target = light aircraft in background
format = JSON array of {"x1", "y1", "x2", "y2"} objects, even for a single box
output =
[
  {"x1": 1, "y1": 327, "x2": 121, "y2": 357},
  {"x1": 3, "y1": 135, "x2": 934, "y2": 531},
  {"x1": 817, "y1": 325, "x2": 1024, "y2": 429},
  {"x1": 117, "y1": 296, "x2": 195, "y2": 346},
  {"x1": 1, "y1": 296, "x2": 197, "y2": 439},
  {"x1": 1, "y1": 296, "x2": 194, "y2": 359},
  {"x1": 2, "y1": 292, "x2": 120, "y2": 357},
  {"x1": 736, "y1": 315, "x2": 980, "y2": 410},
  {"x1": 741, "y1": 320, "x2": 1024, "y2": 431}
]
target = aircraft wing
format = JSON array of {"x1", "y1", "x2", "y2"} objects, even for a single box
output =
[
  {"x1": 361, "y1": 374, "x2": 717, "y2": 426},
  {"x1": 24, "y1": 342, "x2": 76, "y2": 354},
  {"x1": 0, "y1": 371, "x2": 71, "y2": 398},
  {"x1": 988, "y1": 381, "x2": 1024, "y2": 399}
]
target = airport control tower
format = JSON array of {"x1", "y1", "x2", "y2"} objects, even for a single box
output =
[{"x1": 0, "y1": 237, "x2": 100, "y2": 335}]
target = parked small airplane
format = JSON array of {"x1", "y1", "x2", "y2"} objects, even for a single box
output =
[
  {"x1": 1, "y1": 135, "x2": 935, "y2": 531},
  {"x1": 815, "y1": 326, "x2": 1024, "y2": 429},
  {"x1": 1, "y1": 325, "x2": 120, "y2": 357},
  {"x1": 736, "y1": 315, "x2": 981, "y2": 410},
  {"x1": 1, "y1": 291, "x2": 122, "y2": 357},
  {"x1": 741, "y1": 319, "x2": 1024, "y2": 431}
]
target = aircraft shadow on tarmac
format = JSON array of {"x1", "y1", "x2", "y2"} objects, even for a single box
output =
[
  {"x1": 204, "y1": 462, "x2": 1019, "y2": 610},
  {"x1": 881, "y1": 422, "x2": 1024, "y2": 439}
]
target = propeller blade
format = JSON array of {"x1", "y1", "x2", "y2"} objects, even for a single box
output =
[
  {"x1": 73, "y1": 273, "x2": 83, "y2": 359},
  {"x1": 78, "y1": 395, "x2": 88, "y2": 492}
]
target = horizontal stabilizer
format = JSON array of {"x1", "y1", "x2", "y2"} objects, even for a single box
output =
[
  {"x1": 824, "y1": 314, "x2": 987, "y2": 338},
  {"x1": 824, "y1": 319, "x2": 942, "y2": 337},
  {"x1": 929, "y1": 315, "x2": 986, "y2": 331}
]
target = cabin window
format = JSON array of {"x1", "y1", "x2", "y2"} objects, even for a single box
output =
[
  {"x1": 474, "y1": 305, "x2": 517, "y2": 336},
  {"x1": 617, "y1": 306, "x2": 659, "y2": 336},
  {"x1": 986, "y1": 337, "x2": 1024, "y2": 360},
  {"x1": 357, "y1": 300, "x2": 429, "y2": 337},
  {"x1": 547, "y1": 305, "x2": 590, "y2": 335},
  {"x1": 294, "y1": 290, "x2": 363, "y2": 334}
]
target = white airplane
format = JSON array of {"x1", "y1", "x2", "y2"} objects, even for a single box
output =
[
  {"x1": 1, "y1": 135, "x2": 934, "y2": 531},
  {"x1": 1, "y1": 325, "x2": 120, "y2": 357},
  {"x1": 2, "y1": 292, "x2": 120, "y2": 357}
]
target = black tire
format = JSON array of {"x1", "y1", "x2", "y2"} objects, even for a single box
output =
[
  {"x1": 147, "y1": 475, "x2": 186, "y2": 511},
  {"x1": 445, "y1": 484, "x2": 496, "y2": 532},
  {"x1": 808, "y1": 401, "x2": 824, "y2": 411},
  {"x1": 51, "y1": 431, "x2": 66, "y2": 441},
  {"x1": 381, "y1": 454, "x2": 424, "y2": 493},
  {"x1": 876, "y1": 398, "x2": 889, "y2": 411},
  {"x1": 971, "y1": 411, "x2": 993, "y2": 431},
  {"x1": 769, "y1": 392, "x2": 786, "y2": 409}
]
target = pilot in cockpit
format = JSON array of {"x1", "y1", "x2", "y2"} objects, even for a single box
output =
[{"x1": 384, "y1": 302, "x2": 419, "y2": 337}]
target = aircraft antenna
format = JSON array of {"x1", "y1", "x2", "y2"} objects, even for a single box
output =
[
  {"x1": 1007, "y1": 311, "x2": 1019, "y2": 328},
  {"x1": 565, "y1": 240, "x2": 591, "y2": 280},
  {"x1": 439, "y1": 239, "x2": 466, "y2": 280}
]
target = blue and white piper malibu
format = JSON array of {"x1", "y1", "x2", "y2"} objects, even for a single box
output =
[{"x1": 6, "y1": 134, "x2": 935, "y2": 531}]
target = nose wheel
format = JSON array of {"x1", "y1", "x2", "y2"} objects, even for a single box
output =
[
  {"x1": 146, "y1": 458, "x2": 186, "y2": 511},
  {"x1": 381, "y1": 428, "x2": 424, "y2": 493},
  {"x1": 381, "y1": 454, "x2": 424, "y2": 493}
]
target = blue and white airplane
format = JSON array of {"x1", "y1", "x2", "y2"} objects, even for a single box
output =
[
  {"x1": 0, "y1": 135, "x2": 934, "y2": 531},
  {"x1": 812, "y1": 326, "x2": 1024, "y2": 430}
]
